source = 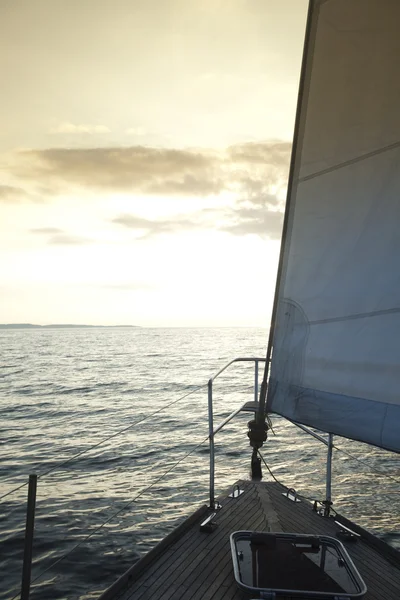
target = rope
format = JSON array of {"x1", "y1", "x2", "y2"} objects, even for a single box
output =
[
  {"x1": 257, "y1": 450, "x2": 323, "y2": 505},
  {"x1": 257, "y1": 450, "x2": 282, "y2": 486},
  {"x1": 9, "y1": 434, "x2": 209, "y2": 600},
  {"x1": 0, "y1": 383, "x2": 206, "y2": 502}
]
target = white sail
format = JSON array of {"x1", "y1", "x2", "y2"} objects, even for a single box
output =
[{"x1": 266, "y1": 0, "x2": 400, "y2": 453}]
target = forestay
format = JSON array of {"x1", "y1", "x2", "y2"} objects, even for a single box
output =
[{"x1": 266, "y1": 0, "x2": 400, "y2": 453}]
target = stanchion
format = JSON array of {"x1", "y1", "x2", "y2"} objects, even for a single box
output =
[{"x1": 21, "y1": 474, "x2": 37, "y2": 600}]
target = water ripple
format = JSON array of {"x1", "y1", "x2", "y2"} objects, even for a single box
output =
[{"x1": 0, "y1": 327, "x2": 398, "y2": 600}]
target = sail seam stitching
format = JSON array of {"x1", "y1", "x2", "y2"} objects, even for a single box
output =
[
  {"x1": 309, "y1": 307, "x2": 400, "y2": 325},
  {"x1": 298, "y1": 139, "x2": 400, "y2": 183}
]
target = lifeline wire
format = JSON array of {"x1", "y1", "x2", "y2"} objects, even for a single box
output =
[
  {"x1": 258, "y1": 446, "x2": 397, "y2": 507},
  {"x1": 275, "y1": 419, "x2": 400, "y2": 485},
  {"x1": 0, "y1": 383, "x2": 206, "y2": 502},
  {"x1": 332, "y1": 442, "x2": 400, "y2": 485},
  {"x1": 9, "y1": 434, "x2": 209, "y2": 600}
]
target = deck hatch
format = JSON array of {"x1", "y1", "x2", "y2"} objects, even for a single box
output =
[{"x1": 230, "y1": 531, "x2": 367, "y2": 598}]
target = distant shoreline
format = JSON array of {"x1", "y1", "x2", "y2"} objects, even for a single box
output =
[{"x1": 0, "y1": 324, "x2": 139, "y2": 329}]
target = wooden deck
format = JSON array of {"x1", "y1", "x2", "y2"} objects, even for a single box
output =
[{"x1": 100, "y1": 480, "x2": 400, "y2": 600}]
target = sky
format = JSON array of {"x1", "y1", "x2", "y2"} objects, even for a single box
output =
[{"x1": 0, "y1": 0, "x2": 308, "y2": 327}]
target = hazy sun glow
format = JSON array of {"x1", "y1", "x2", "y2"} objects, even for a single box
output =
[{"x1": 0, "y1": 0, "x2": 308, "y2": 326}]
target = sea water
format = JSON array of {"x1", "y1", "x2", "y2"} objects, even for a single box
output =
[{"x1": 0, "y1": 327, "x2": 399, "y2": 599}]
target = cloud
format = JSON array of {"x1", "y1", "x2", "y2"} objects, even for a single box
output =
[
  {"x1": 48, "y1": 234, "x2": 93, "y2": 245},
  {"x1": 112, "y1": 212, "x2": 207, "y2": 238},
  {"x1": 29, "y1": 227, "x2": 94, "y2": 246},
  {"x1": 220, "y1": 205, "x2": 283, "y2": 239},
  {"x1": 112, "y1": 193, "x2": 283, "y2": 241},
  {"x1": 107, "y1": 141, "x2": 289, "y2": 239},
  {"x1": 13, "y1": 141, "x2": 289, "y2": 198},
  {"x1": 228, "y1": 141, "x2": 290, "y2": 166},
  {"x1": 14, "y1": 145, "x2": 221, "y2": 197},
  {"x1": 0, "y1": 184, "x2": 29, "y2": 202},
  {"x1": 113, "y1": 205, "x2": 283, "y2": 240},
  {"x1": 10, "y1": 140, "x2": 291, "y2": 239},
  {"x1": 30, "y1": 227, "x2": 64, "y2": 234},
  {"x1": 29, "y1": 228, "x2": 93, "y2": 245},
  {"x1": 50, "y1": 122, "x2": 110, "y2": 134}
]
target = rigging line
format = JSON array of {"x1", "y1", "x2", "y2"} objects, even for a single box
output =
[
  {"x1": 332, "y1": 443, "x2": 400, "y2": 485},
  {"x1": 9, "y1": 435, "x2": 209, "y2": 600},
  {"x1": 257, "y1": 450, "x2": 283, "y2": 486},
  {"x1": 259, "y1": 447, "x2": 397, "y2": 509},
  {"x1": 257, "y1": 450, "x2": 320, "y2": 505},
  {"x1": 0, "y1": 480, "x2": 30, "y2": 504},
  {"x1": 279, "y1": 419, "x2": 400, "y2": 485},
  {"x1": 0, "y1": 383, "x2": 206, "y2": 503}
]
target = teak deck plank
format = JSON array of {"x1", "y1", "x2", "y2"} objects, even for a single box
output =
[
  {"x1": 266, "y1": 483, "x2": 400, "y2": 599},
  {"x1": 129, "y1": 488, "x2": 260, "y2": 600},
  {"x1": 101, "y1": 480, "x2": 400, "y2": 600},
  {"x1": 169, "y1": 500, "x2": 263, "y2": 599}
]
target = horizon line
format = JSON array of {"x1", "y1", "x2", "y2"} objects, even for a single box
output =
[{"x1": 0, "y1": 322, "x2": 268, "y2": 329}]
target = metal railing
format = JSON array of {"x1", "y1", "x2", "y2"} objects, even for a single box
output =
[
  {"x1": 289, "y1": 421, "x2": 334, "y2": 514},
  {"x1": 207, "y1": 357, "x2": 266, "y2": 508},
  {"x1": 206, "y1": 357, "x2": 334, "y2": 514}
]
